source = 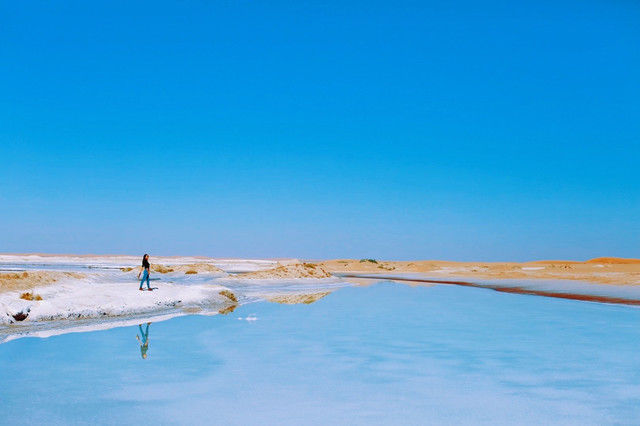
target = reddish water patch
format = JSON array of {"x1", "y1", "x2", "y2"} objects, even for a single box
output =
[{"x1": 340, "y1": 274, "x2": 640, "y2": 306}]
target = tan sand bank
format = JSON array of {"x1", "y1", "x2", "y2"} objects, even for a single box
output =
[
  {"x1": 585, "y1": 257, "x2": 640, "y2": 264},
  {"x1": 120, "y1": 263, "x2": 226, "y2": 275},
  {"x1": 232, "y1": 262, "x2": 332, "y2": 279},
  {"x1": 171, "y1": 263, "x2": 227, "y2": 274},
  {"x1": 318, "y1": 258, "x2": 640, "y2": 286},
  {"x1": 0, "y1": 271, "x2": 86, "y2": 294}
]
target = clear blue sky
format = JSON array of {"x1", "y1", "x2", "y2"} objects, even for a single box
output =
[{"x1": 1, "y1": 0, "x2": 638, "y2": 261}]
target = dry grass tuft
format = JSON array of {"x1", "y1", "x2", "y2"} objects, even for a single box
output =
[
  {"x1": 219, "y1": 290, "x2": 238, "y2": 303},
  {"x1": 151, "y1": 265, "x2": 175, "y2": 274},
  {"x1": 120, "y1": 267, "x2": 134, "y2": 272},
  {"x1": 185, "y1": 270, "x2": 198, "y2": 275},
  {"x1": 377, "y1": 264, "x2": 396, "y2": 271},
  {"x1": 3, "y1": 272, "x2": 30, "y2": 280},
  {"x1": 218, "y1": 304, "x2": 237, "y2": 315},
  {"x1": 20, "y1": 292, "x2": 43, "y2": 301},
  {"x1": 217, "y1": 290, "x2": 238, "y2": 315}
]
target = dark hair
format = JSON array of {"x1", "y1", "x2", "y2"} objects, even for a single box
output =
[{"x1": 142, "y1": 254, "x2": 149, "y2": 266}]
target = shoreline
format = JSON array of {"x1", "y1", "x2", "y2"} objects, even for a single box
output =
[
  {"x1": 1, "y1": 254, "x2": 639, "y2": 343},
  {"x1": 2, "y1": 253, "x2": 639, "y2": 287},
  {"x1": 2, "y1": 253, "x2": 639, "y2": 286},
  {"x1": 339, "y1": 274, "x2": 640, "y2": 306},
  {"x1": 318, "y1": 258, "x2": 640, "y2": 286}
]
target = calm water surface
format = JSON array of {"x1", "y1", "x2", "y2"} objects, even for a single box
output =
[{"x1": 1, "y1": 282, "x2": 638, "y2": 425}]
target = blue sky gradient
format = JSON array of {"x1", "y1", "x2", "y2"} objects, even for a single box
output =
[{"x1": 1, "y1": 0, "x2": 639, "y2": 260}]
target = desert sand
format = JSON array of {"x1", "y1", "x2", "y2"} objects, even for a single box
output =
[
  {"x1": 0, "y1": 271, "x2": 86, "y2": 294},
  {"x1": 318, "y1": 257, "x2": 640, "y2": 286},
  {"x1": 1, "y1": 254, "x2": 639, "y2": 333},
  {"x1": 231, "y1": 262, "x2": 332, "y2": 279},
  {"x1": 121, "y1": 263, "x2": 226, "y2": 275}
]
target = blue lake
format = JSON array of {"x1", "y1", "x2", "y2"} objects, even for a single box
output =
[{"x1": 1, "y1": 282, "x2": 639, "y2": 425}]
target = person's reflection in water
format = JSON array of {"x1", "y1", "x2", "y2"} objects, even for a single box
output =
[{"x1": 136, "y1": 322, "x2": 151, "y2": 359}]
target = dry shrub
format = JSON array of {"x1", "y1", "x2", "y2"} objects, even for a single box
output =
[
  {"x1": 3, "y1": 272, "x2": 30, "y2": 280},
  {"x1": 377, "y1": 264, "x2": 396, "y2": 270},
  {"x1": 218, "y1": 304, "x2": 237, "y2": 315},
  {"x1": 219, "y1": 290, "x2": 238, "y2": 303},
  {"x1": 20, "y1": 292, "x2": 43, "y2": 301},
  {"x1": 151, "y1": 265, "x2": 174, "y2": 273},
  {"x1": 185, "y1": 270, "x2": 198, "y2": 275}
]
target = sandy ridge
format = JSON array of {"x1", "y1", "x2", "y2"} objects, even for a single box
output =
[
  {"x1": 318, "y1": 258, "x2": 640, "y2": 286},
  {"x1": 231, "y1": 262, "x2": 332, "y2": 279}
]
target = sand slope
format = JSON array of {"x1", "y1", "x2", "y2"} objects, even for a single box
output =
[
  {"x1": 0, "y1": 271, "x2": 85, "y2": 294},
  {"x1": 171, "y1": 263, "x2": 227, "y2": 274},
  {"x1": 232, "y1": 263, "x2": 332, "y2": 279},
  {"x1": 585, "y1": 257, "x2": 640, "y2": 264},
  {"x1": 319, "y1": 258, "x2": 640, "y2": 286}
]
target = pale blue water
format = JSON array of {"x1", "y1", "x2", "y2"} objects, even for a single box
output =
[{"x1": 1, "y1": 282, "x2": 638, "y2": 425}]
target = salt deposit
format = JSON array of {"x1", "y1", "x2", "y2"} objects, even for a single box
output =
[{"x1": 0, "y1": 279, "x2": 234, "y2": 325}]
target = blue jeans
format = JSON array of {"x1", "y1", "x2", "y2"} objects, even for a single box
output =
[{"x1": 139, "y1": 269, "x2": 150, "y2": 289}]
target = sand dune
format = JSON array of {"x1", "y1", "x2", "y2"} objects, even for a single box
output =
[
  {"x1": 232, "y1": 263, "x2": 332, "y2": 279},
  {"x1": 319, "y1": 258, "x2": 640, "y2": 286}
]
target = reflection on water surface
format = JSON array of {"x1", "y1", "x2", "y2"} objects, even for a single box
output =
[{"x1": 1, "y1": 282, "x2": 638, "y2": 425}]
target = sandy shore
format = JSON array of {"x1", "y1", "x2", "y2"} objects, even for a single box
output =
[
  {"x1": 0, "y1": 255, "x2": 347, "y2": 331},
  {"x1": 2, "y1": 254, "x2": 639, "y2": 287},
  {"x1": 318, "y1": 257, "x2": 640, "y2": 286},
  {"x1": 1, "y1": 254, "x2": 639, "y2": 339}
]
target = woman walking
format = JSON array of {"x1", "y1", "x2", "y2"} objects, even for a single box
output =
[{"x1": 137, "y1": 254, "x2": 153, "y2": 291}]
